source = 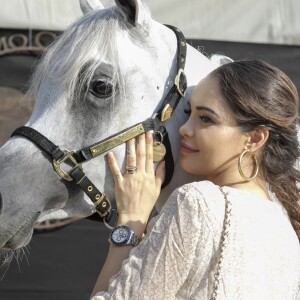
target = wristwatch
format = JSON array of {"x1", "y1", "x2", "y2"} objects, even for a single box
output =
[{"x1": 109, "y1": 225, "x2": 140, "y2": 246}]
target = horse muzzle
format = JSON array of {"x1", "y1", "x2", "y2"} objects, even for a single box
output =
[{"x1": 1, "y1": 212, "x2": 40, "y2": 250}]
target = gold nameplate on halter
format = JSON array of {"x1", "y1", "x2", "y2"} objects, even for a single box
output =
[
  {"x1": 161, "y1": 104, "x2": 173, "y2": 122},
  {"x1": 90, "y1": 124, "x2": 145, "y2": 157}
]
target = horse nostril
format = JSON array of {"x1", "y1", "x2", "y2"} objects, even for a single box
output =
[{"x1": 3, "y1": 241, "x2": 13, "y2": 250}]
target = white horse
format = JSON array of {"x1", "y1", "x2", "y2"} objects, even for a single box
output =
[{"x1": 0, "y1": 0, "x2": 219, "y2": 252}]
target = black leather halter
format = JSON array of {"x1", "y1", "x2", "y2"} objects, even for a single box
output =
[{"x1": 11, "y1": 25, "x2": 187, "y2": 223}]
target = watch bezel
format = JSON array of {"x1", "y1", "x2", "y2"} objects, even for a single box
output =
[{"x1": 110, "y1": 225, "x2": 132, "y2": 246}]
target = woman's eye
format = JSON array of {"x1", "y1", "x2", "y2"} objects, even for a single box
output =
[
  {"x1": 183, "y1": 108, "x2": 191, "y2": 116},
  {"x1": 200, "y1": 116, "x2": 214, "y2": 123},
  {"x1": 91, "y1": 80, "x2": 113, "y2": 98}
]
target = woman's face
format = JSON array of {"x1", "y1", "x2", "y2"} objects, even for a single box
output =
[{"x1": 179, "y1": 76, "x2": 249, "y2": 182}]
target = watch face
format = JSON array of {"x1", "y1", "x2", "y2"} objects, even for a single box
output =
[{"x1": 111, "y1": 226, "x2": 130, "y2": 245}]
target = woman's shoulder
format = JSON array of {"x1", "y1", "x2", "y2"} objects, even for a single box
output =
[
  {"x1": 178, "y1": 180, "x2": 221, "y2": 196},
  {"x1": 164, "y1": 180, "x2": 226, "y2": 221},
  {"x1": 176, "y1": 180, "x2": 224, "y2": 205}
]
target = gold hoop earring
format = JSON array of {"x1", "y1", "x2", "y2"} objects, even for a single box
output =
[{"x1": 238, "y1": 149, "x2": 259, "y2": 181}]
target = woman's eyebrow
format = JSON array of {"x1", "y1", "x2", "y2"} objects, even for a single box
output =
[{"x1": 195, "y1": 105, "x2": 220, "y2": 118}]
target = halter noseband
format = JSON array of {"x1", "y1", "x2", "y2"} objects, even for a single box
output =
[{"x1": 11, "y1": 25, "x2": 187, "y2": 223}]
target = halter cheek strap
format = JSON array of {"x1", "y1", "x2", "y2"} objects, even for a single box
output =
[
  {"x1": 11, "y1": 125, "x2": 113, "y2": 220},
  {"x1": 10, "y1": 25, "x2": 187, "y2": 223}
]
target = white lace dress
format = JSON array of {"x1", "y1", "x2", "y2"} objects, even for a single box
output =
[{"x1": 92, "y1": 181, "x2": 300, "y2": 299}]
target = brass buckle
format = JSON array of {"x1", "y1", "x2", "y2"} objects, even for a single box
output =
[
  {"x1": 174, "y1": 68, "x2": 186, "y2": 98},
  {"x1": 53, "y1": 150, "x2": 82, "y2": 181},
  {"x1": 95, "y1": 195, "x2": 112, "y2": 219}
]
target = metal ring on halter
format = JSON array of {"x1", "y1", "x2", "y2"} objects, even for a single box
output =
[
  {"x1": 154, "y1": 130, "x2": 164, "y2": 145},
  {"x1": 103, "y1": 209, "x2": 117, "y2": 230},
  {"x1": 125, "y1": 166, "x2": 137, "y2": 174}
]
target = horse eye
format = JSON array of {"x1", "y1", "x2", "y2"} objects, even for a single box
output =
[{"x1": 91, "y1": 80, "x2": 113, "y2": 98}]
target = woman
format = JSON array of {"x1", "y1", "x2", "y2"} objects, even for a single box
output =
[{"x1": 91, "y1": 60, "x2": 300, "y2": 299}]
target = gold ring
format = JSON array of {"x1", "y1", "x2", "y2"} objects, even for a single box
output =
[{"x1": 125, "y1": 166, "x2": 137, "y2": 174}]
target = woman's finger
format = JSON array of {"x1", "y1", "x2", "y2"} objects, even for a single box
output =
[
  {"x1": 145, "y1": 131, "x2": 154, "y2": 173},
  {"x1": 136, "y1": 133, "x2": 146, "y2": 171},
  {"x1": 126, "y1": 138, "x2": 136, "y2": 169},
  {"x1": 106, "y1": 152, "x2": 123, "y2": 185}
]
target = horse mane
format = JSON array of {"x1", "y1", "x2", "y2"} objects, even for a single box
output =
[{"x1": 26, "y1": 6, "x2": 151, "y2": 106}]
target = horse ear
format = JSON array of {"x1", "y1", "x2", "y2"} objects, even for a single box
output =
[
  {"x1": 80, "y1": 0, "x2": 104, "y2": 14},
  {"x1": 115, "y1": 0, "x2": 148, "y2": 26}
]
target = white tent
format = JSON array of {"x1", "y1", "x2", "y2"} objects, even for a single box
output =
[{"x1": 0, "y1": 0, "x2": 299, "y2": 45}]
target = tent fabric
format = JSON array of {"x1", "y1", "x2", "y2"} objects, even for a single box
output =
[
  {"x1": 0, "y1": 28, "x2": 299, "y2": 299},
  {"x1": 0, "y1": 0, "x2": 299, "y2": 45}
]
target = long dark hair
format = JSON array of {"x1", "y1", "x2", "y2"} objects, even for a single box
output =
[{"x1": 210, "y1": 60, "x2": 300, "y2": 239}]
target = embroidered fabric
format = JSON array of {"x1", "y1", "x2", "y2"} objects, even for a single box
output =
[{"x1": 92, "y1": 181, "x2": 300, "y2": 300}]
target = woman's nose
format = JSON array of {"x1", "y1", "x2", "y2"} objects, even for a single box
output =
[{"x1": 179, "y1": 119, "x2": 193, "y2": 137}]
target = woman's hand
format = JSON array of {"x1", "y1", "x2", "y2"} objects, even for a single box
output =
[{"x1": 107, "y1": 131, "x2": 165, "y2": 226}]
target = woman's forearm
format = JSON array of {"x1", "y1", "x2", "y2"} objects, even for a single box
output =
[
  {"x1": 91, "y1": 133, "x2": 164, "y2": 298},
  {"x1": 90, "y1": 244, "x2": 133, "y2": 297},
  {"x1": 90, "y1": 218, "x2": 147, "y2": 298}
]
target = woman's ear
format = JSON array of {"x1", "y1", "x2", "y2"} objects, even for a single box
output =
[{"x1": 247, "y1": 126, "x2": 269, "y2": 152}]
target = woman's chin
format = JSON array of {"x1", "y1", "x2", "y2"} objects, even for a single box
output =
[{"x1": 179, "y1": 160, "x2": 202, "y2": 176}]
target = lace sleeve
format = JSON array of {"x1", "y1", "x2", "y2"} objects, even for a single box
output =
[{"x1": 92, "y1": 185, "x2": 211, "y2": 300}]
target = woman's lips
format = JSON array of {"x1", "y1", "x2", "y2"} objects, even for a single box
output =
[{"x1": 180, "y1": 142, "x2": 199, "y2": 154}]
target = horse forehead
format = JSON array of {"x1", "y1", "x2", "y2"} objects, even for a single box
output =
[{"x1": 115, "y1": 32, "x2": 165, "y2": 70}]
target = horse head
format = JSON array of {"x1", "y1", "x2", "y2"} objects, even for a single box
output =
[{"x1": 0, "y1": 0, "x2": 218, "y2": 251}]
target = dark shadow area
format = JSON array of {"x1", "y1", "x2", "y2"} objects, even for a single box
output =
[
  {"x1": 0, "y1": 219, "x2": 110, "y2": 300},
  {"x1": 188, "y1": 39, "x2": 300, "y2": 93}
]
